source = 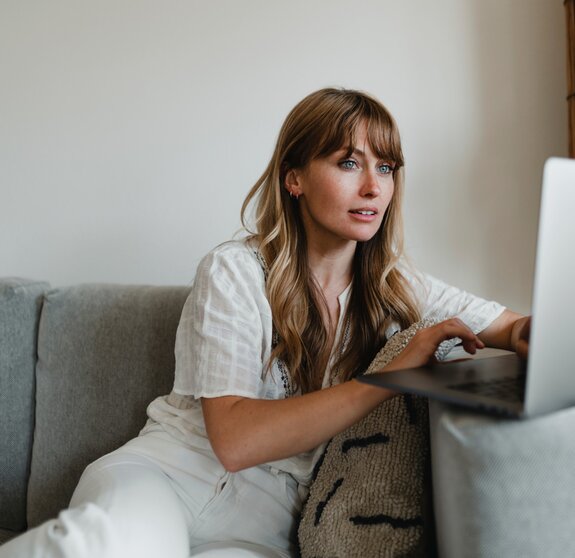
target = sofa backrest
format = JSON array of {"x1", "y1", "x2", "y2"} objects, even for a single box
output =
[
  {"x1": 25, "y1": 283, "x2": 191, "y2": 528},
  {"x1": 0, "y1": 278, "x2": 49, "y2": 532}
]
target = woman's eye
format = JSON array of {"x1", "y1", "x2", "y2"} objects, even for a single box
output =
[
  {"x1": 378, "y1": 164, "x2": 393, "y2": 174},
  {"x1": 339, "y1": 159, "x2": 358, "y2": 170}
]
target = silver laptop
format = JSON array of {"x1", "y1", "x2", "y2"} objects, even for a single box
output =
[{"x1": 358, "y1": 157, "x2": 575, "y2": 418}]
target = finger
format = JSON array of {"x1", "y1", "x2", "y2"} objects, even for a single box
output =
[
  {"x1": 427, "y1": 320, "x2": 483, "y2": 356},
  {"x1": 435, "y1": 319, "x2": 484, "y2": 349},
  {"x1": 460, "y1": 338, "x2": 484, "y2": 355}
]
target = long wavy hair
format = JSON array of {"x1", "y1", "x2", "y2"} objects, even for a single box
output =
[{"x1": 241, "y1": 87, "x2": 421, "y2": 394}]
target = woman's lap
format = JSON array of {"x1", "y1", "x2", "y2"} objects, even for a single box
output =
[
  {"x1": 112, "y1": 426, "x2": 302, "y2": 553},
  {"x1": 0, "y1": 426, "x2": 300, "y2": 558}
]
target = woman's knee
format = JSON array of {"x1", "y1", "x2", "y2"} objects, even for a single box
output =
[{"x1": 70, "y1": 453, "x2": 191, "y2": 557}]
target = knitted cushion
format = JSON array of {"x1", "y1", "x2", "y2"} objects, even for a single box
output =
[{"x1": 298, "y1": 319, "x2": 456, "y2": 558}]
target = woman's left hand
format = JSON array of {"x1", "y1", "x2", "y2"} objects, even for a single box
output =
[
  {"x1": 477, "y1": 310, "x2": 531, "y2": 359},
  {"x1": 513, "y1": 316, "x2": 531, "y2": 360}
]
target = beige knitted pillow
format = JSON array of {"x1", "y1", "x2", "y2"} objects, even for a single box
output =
[{"x1": 297, "y1": 319, "x2": 456, "y2": 558}]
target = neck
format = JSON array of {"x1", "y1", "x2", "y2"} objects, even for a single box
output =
[{"x1": 306, "y1": 240, "x2": 355, "y2": 296}]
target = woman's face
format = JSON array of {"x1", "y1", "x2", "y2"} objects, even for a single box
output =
[{"x1": 286, "y1": 123, "x2": 395, "y2": 251}]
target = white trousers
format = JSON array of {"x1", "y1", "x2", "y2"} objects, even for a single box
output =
[{"x1": 0, "y1": 426, "x2": 302, "y2": 558}]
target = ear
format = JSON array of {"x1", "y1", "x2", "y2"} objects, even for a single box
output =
[{"x1": 284, "y1": 168, "x2": 303, "y2": 198}]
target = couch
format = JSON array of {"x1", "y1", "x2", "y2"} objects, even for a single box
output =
[{"x1": 1, "y1": 277, "x2": 575, "y2": 557}]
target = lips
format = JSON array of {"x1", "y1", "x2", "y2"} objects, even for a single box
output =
[{"x1": 348, "y1": 207, "x2": 379, "y2": 224}]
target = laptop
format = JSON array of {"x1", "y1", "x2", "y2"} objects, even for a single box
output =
[{"x1": 358, "y1": 157, "x2": 575, "y2": 418}]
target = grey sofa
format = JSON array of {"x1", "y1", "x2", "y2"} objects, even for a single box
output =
[
  {"x1": 0, "y1": 277, "x2": 191, "y2": 546},
  {"x1": 1, "y1": 276, "x2": 575, "y2": 556}
]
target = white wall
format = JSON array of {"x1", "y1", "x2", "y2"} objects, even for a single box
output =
[{"x1": 0, "y1": 0, "x2": 566, "y2": 314}]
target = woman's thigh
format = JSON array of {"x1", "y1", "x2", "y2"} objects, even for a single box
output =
[
  {"x1": 70, "y1": 451, "x2": 191, "y2": 557},
  {"x1": 189, "y1": 464, "x2": 302, "y2": 556},
  {"x1": 122, "y1": 426, "x2": 303, "y2": 555}
]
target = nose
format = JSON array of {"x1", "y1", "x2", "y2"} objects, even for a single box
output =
[{"x1": 360, "y1": 170, "x2": 381, "y2": 198}]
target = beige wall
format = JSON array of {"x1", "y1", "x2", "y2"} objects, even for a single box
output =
[{"x1": 0, "y1": 0, "x2": 566, "y2": 313}]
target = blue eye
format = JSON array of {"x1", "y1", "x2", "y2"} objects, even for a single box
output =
[
  {"x1": 378, "y1": 164, "x2": 394, "y2": 174},
  {"x1": 339, "y1": 159, "x2": 358, "y2": 170}
]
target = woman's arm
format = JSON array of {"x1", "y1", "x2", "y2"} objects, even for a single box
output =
[
  {"x1": 477, "y1": 309, "x2": 531, "y2": 359},
  {"x1": 202, "y1": 318, "x2": 484, "y2": 472},
  {"x1": 202, "y1": 380, "x2": 393, "y2": 472}
]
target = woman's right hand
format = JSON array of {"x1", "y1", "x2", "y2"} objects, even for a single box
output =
[{"x1": 383, "y1": 318, "x2": 485, "y2": 372}]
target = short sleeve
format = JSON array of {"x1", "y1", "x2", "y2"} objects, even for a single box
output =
[
  {"x1": 172, "y1": 242, "x2": 271, "y2": 399},
  {"x1": 400, "y1": 268, "x2": 506, "y2": 335}
]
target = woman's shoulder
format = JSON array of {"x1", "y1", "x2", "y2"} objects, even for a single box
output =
[
  {"x1": 199, "y1": 237, "x2": 258, "y2": 263},
  {"x1": 196, "y1": 237, "x2": 266, "y2": 282}
]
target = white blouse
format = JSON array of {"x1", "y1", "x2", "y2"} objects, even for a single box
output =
[{"x1": 145, "y1": 239, "x2": 505, "y2": 486}]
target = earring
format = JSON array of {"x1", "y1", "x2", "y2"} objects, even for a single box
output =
[{"x1": 290, "y1": 191, "x2": 300, "y2": 200}]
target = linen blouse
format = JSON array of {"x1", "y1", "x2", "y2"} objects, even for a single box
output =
[{"x1": 145, "y1": 239, "x2": 505, "y2": 486}]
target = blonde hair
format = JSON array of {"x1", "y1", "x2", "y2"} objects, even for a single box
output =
[{"x1": 241, "y1": 87, "x2": 421, "y2": 393}]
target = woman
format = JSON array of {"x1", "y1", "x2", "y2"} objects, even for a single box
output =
[{"x1": 1, "y1": 88, "x2": 529, "y2": 558}]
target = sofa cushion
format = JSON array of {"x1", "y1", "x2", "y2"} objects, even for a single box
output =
[
  {"x1": 26, "y1": 283, "x2": 191, "y2": 527},
  {"x1": 430, "y1": 400, "x2": 575, "y2": 557},
  {"x1": 0, "y1": 278, "x2": 49, "y2": 532}
]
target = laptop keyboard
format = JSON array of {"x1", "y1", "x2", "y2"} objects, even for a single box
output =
[{"x1": 448, "y1": 375, "x2": 526, "y2": 403}]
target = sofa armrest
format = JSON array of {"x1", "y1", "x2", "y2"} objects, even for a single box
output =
[
  {"x1": 429, "y1": 400, "x2": 575, "y2": 558},
  {"x1": 0, "y1": 278, "x2": 49, "y2": 532}
]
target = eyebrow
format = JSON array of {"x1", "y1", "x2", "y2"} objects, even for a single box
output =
[{"x1": 336, "y1": 146, "x2": 366, "y2": 157}]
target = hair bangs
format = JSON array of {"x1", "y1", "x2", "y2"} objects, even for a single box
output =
[
  {"x1": 314, "y1": 95, "x2": 404, "y2": 169},
  {"x1": 363, "y1": 112, "x2": 404, "y2": 169}
]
